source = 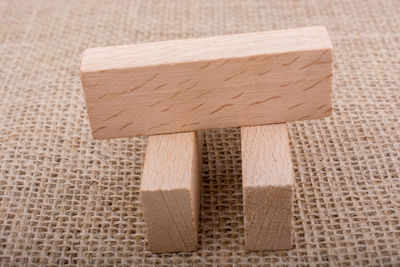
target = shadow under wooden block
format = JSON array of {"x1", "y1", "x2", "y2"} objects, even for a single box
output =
[
  {"x1": 140, "y1": 131, "x2": 204, "y2": 253},
  {"x1": 241, "y1": 124, "x2": 294, "y2": 251}
]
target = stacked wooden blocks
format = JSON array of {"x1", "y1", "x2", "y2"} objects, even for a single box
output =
[{"x1": 80, "y1": 26, "x2": 333, "y2": 252}]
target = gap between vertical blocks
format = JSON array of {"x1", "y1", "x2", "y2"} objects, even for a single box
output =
[
  {"x1": 140, "y1": 131, "x2": 204, "y2": 253},
  {"x1": 241, "y1": 124, "x2": 294, "y2": 251}
]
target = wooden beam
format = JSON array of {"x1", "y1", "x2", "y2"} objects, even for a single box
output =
[
  {"x1": 241, "y1": 124, "x2": 293, "y2": 251},
  {"x1": 140, "y1": 131, "x2": 203, "y2": 253},
  {"x1": 81, "y1": 26, "x2": 332, "y2": 139}
]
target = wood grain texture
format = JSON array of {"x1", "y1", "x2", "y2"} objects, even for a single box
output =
[
  {"x1": 140, "y1": 131, "x2": 203, "y2": 253},
  {"x1": 81, "y1": 26, "x2": 333, "y2": 139},
  {"x1": 241, "y1": 124, "x2": 293, "y2": 251}
]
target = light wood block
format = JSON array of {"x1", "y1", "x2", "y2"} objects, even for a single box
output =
[
  {"x1": 140, "y1": 131, "x2": 204, "y2": 253},
  {"x1": 241, "y1": 124, "x2": 294, "y2": 251},
  {"x1": 81, "y1": 26, "x2": 332, "y2": 139}
]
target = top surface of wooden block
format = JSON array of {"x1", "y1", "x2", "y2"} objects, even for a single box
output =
[
  {"x1": 81, "y1": 26, "x2": 331, "y2": 71},
  {"x1": 81, "y1": 26, "x2": 332, "y2": 139}
]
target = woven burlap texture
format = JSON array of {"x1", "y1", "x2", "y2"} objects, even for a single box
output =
[{"x1": 1, "y1": 0, "x2": 399, "y2": 265}]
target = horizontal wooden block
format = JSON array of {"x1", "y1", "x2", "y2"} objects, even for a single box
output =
[
  {"x1": 140, "y1": 131, "x2": 203, "y2": 253},
  {"x1": 81, "y1": 26, "x2": 332, "y2": 139},
  {"x1": 241, "y1": 124, "x2": 294, "y2": 251}
]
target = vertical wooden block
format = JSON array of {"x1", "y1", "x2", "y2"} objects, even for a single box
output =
[
  {"x1": 140, "y1": 131, "x2": 203, "y2": 253},
  {"x1": 241, "y1": 124, "x2": 294, "y2": 251}
]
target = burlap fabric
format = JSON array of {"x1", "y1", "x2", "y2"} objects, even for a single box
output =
[{"x1": 0, "y1": 0, "x2": 399, "y2": 265}]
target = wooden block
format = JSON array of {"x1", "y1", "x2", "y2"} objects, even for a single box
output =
[
  {"x1": 81, "y1": 26, "x2": 333, "y2": 139},
  {"x1": 241, "y1": 124, "x2": 294, "y2": 251},
  {"x1": 140, "y1": 131, "x2": 204, "y2": 253}
]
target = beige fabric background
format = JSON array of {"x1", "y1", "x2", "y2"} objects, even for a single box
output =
[{"x1": 0, "y1": 0, "x2": 399, "y2": 265}]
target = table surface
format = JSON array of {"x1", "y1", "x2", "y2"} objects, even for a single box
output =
[{"x1": 0, "y1": 0, "x2": 399, "y2": 265}]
